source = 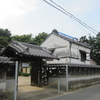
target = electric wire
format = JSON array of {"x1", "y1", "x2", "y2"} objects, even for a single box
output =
[
  {"x1": 50, "y1": 0, "x2": 98, "y2": 34},
  {"x1": 46, "y1": 0, "x2": 90, "y2": 36},
  {"x1": 43, "y1": 0, "x2": 98, "y2": 35}
]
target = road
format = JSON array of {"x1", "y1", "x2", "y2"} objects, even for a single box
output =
[{"x1": 48, "y1": 84, "x2": 100, "y2": 100}]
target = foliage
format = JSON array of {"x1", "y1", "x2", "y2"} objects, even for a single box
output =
[
  {"x1": 18, "y1": 72, "x2": 22, "y2": 76},
  {"x1": 0, "y1": 28, "x2": 11, "y2": 49},
  {"x1": 18, "y1": 72, "x2": 30, "y2": 76},
  {"x1": 79, "y1": 33, "x2": 100, "y2": 63},
  {"x1": 79, "y1": 35, "x2": 89, "y2": 45},
  {"x1": 32, "y1": 32, "x2": 49, "y2": 45},
  {"x1": 0, "y1": 28, "x2": 49, "y2": 54},
  {"x1": 0, "y1": 28, "x2": 11, "y2": 37},
  {"x1": 11, "y1": 32, "x2": 49, "y2": 45},
  {"x1": 11, "y1": 34, "x2": 32, "y2": 42},
  {"x1": 0, "y1": 37, "x2": 8, "y2": 48}
]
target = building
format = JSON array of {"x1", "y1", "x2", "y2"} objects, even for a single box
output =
[
  {"x1": 1, "y1": 40, "x2": 58, "y2": 87},
  {"x1": 41, "y1": 29, "x2": 100, "y2": 90},
  {"x1": 41, "y1": 29, "x2": 91, "y2": 65},
  {"x1": 90, "y1": 56, "x2": 100, "y2": 65},
  {"x1": 0, "y1": 56, "x2": 14, "y2": 93}
]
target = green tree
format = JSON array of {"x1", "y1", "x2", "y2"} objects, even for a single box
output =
[
  {"x1": 92, "y1": 33, "x2": 100, "y2": 61},
  {"x1": 0, "y1": 28, "x2": 11, "y2": 48},
  {"x1": 79, "y1": 35, "x2": 89, "y2": 45},
  {"x1": 11, "y1": 32, "x2": 49, "y2": 45},
  {"x1": 79, "y1": 34, "x2": 100, "y2": 62},
  {"x1": 32, "y1": 32, "x2": 49, "y2": 45},
  {"x1": 11, "y1": 34, "x2": 32, "y2": 42},
  {"x1": 0, "y1": 28, "x2": 11, "y2": 37},
  {"x1": 0, "y1": 37, "x2": 8, "y2": 48}
]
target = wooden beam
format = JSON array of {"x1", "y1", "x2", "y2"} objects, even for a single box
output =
[{"x1": 10, "y1": 57, "x2": 42, "y2": 62}]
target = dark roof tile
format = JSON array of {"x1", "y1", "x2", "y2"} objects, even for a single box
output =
[
  {"x1": 2, "y1": 40, "x2": 59, "y2": 60},
  {"x1": 0, "y1": 56, "x2": 13, "y2": 64}
]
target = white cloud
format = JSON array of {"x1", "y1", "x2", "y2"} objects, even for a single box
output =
[
  {"x1": 0, "y1": 0, "x2": 99, "y2": 38},
  {"x1": 0, "y1": 0, "x2": 39, "y2": 35},
  {"x1": 0, "y1": 0, "x2": 38, "y2": 22}
]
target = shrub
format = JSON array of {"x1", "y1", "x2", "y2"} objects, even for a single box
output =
[
  {"x1": 21, "y1": 73, "x2": 30, "y2": 76},
  {"x1": 18, "y1": 72, "x2": 22, "y2": 76}
]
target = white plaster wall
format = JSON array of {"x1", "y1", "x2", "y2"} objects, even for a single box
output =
[
  {"x1": 0, "y1": 79, "x2": 15, "y2": 92},
  {"x1": 41, "y1": 33, "x2": 91, "y2": 65},
  {"x1": 6, "y1": 79, "x2": 15, "y2": 92},
  {"x1": 54, "y1": 47, "x2": 69, "y2": 57},
  {"x1": 47, "y1": 58, "x2": 67, "y2": 64},
  {"x1": 71, "y1": 43, "x2": 90, "y2": 64},
  {"x1": 86, "y1": 61, "x2": 90, "y2": 65},
  {"x1": 41, "y1": 34, "x2": 70, "y2": 49},
  {"x1": 0, "y1": 82, "x2": 6, "y2": 92},
  {"x1": 71, "y1": 59, "x2": 83, "y2": 64}
]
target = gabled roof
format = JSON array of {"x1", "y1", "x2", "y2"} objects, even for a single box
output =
[
  {"x1": 1, "y1": 40, "x2": 58, "y2": 60},
  {"x1": 41, "y1": 29, "x2": 91, "y2": 49}
]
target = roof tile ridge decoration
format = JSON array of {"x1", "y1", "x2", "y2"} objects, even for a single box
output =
[{"x1": 11, "y1": 40, "x2": 29, "y2": 53}]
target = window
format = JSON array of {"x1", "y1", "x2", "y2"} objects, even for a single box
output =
[{"x1": 80, "y1": 50, "x2": 86, "y2": 62}]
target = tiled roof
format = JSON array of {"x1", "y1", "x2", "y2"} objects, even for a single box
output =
[
  {"x1": 52, "y1": 29, "x2": 91, "y2": 48},
  {"x1": 0, "y1": 56, "x2": 10, "y2": 61},
  {"x1": 0, "y1": 56, "x2": 13, "y2": 64},
  {"x1": 41, "y1": 29, "x2": 91, "y2": 49},
  {"x1": 2, "y1": 40, "x2": 59, "y2": 59},
  {"x1": 44, "y1": 63, "x2": 100, "y2": 68}
]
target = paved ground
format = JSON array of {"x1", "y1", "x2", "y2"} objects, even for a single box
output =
[
  {"x1": 3, "y1": 76, "x2": 65, "y2": 100},
  {"x1": 48, "y1": 84, "x2": 100, "y2": 100},
  {"x1": 2, "y1": 76, "x2": 100, "y2": 100}
]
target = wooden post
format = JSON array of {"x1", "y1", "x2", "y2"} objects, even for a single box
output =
[
  {"x1": 39, "y1": 60, "x2": 42, "y2": 87},
  {"x1": 31, "y1": 62, "x2": 39, "y2": 86},
  {"x1": 47, "y1": 67, "x2": 49, "y2": 85}
]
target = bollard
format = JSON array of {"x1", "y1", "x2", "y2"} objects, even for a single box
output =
[
  {"x1": 66, "y1": 65, "x2": 68, "y2": 92},
  {"x1": 58, "y1": 79, "x2": 60, "y2": 94}
]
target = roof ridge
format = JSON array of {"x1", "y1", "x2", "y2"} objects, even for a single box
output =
[{"x1": 52, "y1": 29, "x2": 91, "y2": 48}]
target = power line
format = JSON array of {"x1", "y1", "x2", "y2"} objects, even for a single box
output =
[
  {"x1": 50, "y1": 0, "x2": 98, "y2": 34},
  {"x1": 43, "y1": 0, "x2": 98, "y2": 35},
  {"x1": 50, "y1": 0, "x2": 98, "y2": 35},
  {"x1": 50, "y1": 0, "x2": 90, "y2": 35}
]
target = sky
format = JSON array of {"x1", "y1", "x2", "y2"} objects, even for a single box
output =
[{"x1": 0, "y1": 0, "x2": 100, "y2": 39}]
